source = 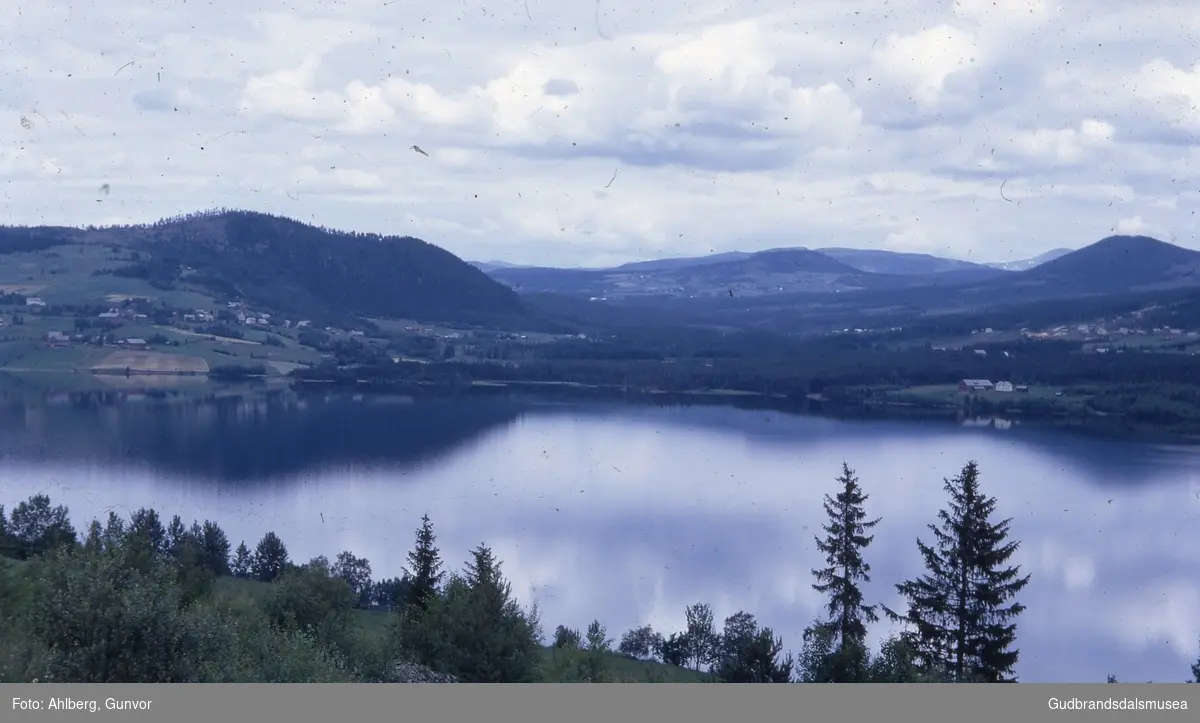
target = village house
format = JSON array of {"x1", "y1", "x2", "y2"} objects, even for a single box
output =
[
  {"x1": 994, "y1": 381, "x2": 1014, "y2": 393},
  {"x1": 958, "y1": 379, "x2": 995, "y2": 392},
  {"x1": 121, "y1": 338, "x2": 149, "y2": 350},
  {"x1": 44, "y1": 331, "x2": 70, "y2": 347},
  {"x1": 25, "y1": 297, "x2": 46, "y2": 307}
]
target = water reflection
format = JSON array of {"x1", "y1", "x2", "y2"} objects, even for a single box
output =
[{"x1": 0, "y1": 395, "x2": 1198, "y2": 683}]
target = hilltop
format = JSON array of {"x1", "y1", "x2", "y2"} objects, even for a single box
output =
[
  {"x1": 815, "y1": 247, "x2": 994, "y2": 276},
  {"x1": 0, "y1": 210, "x2": 527, "y2": 327},
  {"x1": 486, "y1": 247, "x2": 925, "y2": 300},
  {"x1": 479, "y1": 244, "x2": 1067, "y2": 302},
  {"x1": 1010, "y1": 235, "x2": 1200, "y2": 292}
]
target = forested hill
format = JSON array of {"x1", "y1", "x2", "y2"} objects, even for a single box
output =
[{"x1": 0, "y1": 210, "x2": 529, "y2": 326}]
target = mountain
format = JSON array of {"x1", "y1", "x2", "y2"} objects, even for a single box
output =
[
  {"x1": 612, "y1": 250, "x2": 755, "y2": 272},
  {"x1": 470, "y1": 260, "x2": 529, "y2": 272},
  {"x1": 985, "y1": 247, "x2": 1073, "y2": 271},
  {"x1": 486, "y1": 247, "x2": 883, "y2": 300},
  {"x1": 0, "y1": 210, "x2": 528, "y2": 326},
  {"x1": 998, "y1": 236, "x2": 1200, "y2": 294},
  {"x1": 816, "y1": 247, "x2": 996, "y2": 276},
  {"x1": 639, "y1": 235, "x2": 1200, "y2": 337}
]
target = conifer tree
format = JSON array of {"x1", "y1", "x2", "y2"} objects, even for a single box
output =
[
  {"x1": 404, "y1": 514, "x2": 444, "y2": 610},
  {"x1": 809, "y1": 462, "x2": 881, "y2": 681},
  {"x1": 231, "y1": 541, "x2": 252, "y2": 578},
  {"x1": 885, "y1": 461, "x2": 1030, "y2": 683}
]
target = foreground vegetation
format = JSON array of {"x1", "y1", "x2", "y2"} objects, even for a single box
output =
[{"x1": 1, "y1": 461, "x2": 1198, "y2": 683}]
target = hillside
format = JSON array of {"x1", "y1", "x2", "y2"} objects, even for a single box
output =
[
  {"x1": 816, "y1": 247, "x2": 995, "y2": 276},
  {"x1": 985, "y1": 248, "x2": 1073, "y2": 271},
  {"x1": 1009, "y1": 235, "x2": 1200, "y2": 291},
  {"x1": 634, "y1": 235, "x2": 1200, "y2": 336},
  {"x1": 613, "y1": 250, "x2": 755, "y2": 273},
  {"x1": 0, "y1": 210, "x2": 527, "y2": 326},
  {"x1": 487, "y1": 248, "x2": 895, "y2": 300}
]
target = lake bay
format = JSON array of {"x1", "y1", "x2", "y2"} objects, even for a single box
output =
[{"x1": 1, "y1": 392, "x2": 1197, "y2": 683}]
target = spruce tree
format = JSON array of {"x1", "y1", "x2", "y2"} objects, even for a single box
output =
[
  {"x1": 404, "y1": 514, "x2": 444, "y2": 610},
  {"x1": 885, "y1": 461, "x2": 1030, "y2": 683},
  {"x1": 810, "y1": 462, "x2": 881, "y2": 681},
  {"x1": 231, "y1": 541, "x2": 252, "y2": 578}
]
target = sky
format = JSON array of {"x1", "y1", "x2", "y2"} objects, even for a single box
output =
[{"x1": 4, "y1": 0, "x2": 1200, "y2": 268}]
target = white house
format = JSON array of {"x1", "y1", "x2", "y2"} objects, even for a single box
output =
[{"x1": 995, "y1": 381, "x2": 1014, "y2": 393}]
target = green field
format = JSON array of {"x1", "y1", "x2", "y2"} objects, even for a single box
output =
[
  {"x1": 0, "y1": 244, "x2": 220, "y2": 309},
  {"x1": 885, "y1": 383, "x2": 1094, "y2": 411}
]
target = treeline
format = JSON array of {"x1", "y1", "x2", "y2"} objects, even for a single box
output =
[
  {"x1": 292, "y1": 338, "x2": 1200, "y2": 397},
  {"x1": 2, "y1": 462, "x2": 1198, "y2": 683}
]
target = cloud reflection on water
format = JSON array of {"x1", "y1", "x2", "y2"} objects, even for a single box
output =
[{"x1": 1, "y1": 399, "x2": 1198, "y2": 683}]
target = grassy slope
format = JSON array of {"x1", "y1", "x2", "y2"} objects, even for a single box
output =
[{"x1": 212, "y1": 575, "x2": 708, "y2": 683}]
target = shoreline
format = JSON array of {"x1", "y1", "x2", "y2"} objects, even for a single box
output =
[
  {"x1": 288, "y1": 377, "x2": 1200, "y2": 446},
  {"x1": 3, "y1": 367, "x2": 1199, "y2": 445}
]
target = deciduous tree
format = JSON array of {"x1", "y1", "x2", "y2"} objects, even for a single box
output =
[{"x1": 252, "y1": 532, "x2": 290, "y2": 583}]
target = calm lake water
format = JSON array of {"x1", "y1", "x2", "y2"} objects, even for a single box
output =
[{"x1": 1, "y1": 392, "x2": 1198, "y2": 683}]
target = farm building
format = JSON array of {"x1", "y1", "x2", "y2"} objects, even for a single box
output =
[{"x1": 958, "y1": 379, "x2": 995, "y2": 392}]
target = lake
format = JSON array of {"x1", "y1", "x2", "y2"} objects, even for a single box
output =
[{"x1": 1, "y1": 391, "x2": 1198, "y2": 683}]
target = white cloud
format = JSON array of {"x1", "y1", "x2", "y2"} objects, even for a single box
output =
[
  {"x1": 2, "y1": 0, "x2": 1199, "y2": 265},
  {"x1": 873, "y1": 24, "x2": 981, "y2": 104}
]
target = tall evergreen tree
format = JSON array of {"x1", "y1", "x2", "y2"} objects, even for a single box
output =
[
  {"x1": 231, "y1": 541, "x2": 252, "y2": 578},
  {"x1": 200, "y1": 521, "x2": 232, "y2": 576},
  {"x1": 809, "y1": 461, "x2": 881, "y2": 681},
  {"x1": 885, "y1": 461, "x2": 1031, "y2": 683},
  {"x1": 404, "y1": 514, "x2": 444, "y2": 610}
]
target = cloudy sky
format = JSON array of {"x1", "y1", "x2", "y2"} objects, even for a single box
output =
[{"x1": 3, "y1": 0, "x2": 1200, "y2": 268}]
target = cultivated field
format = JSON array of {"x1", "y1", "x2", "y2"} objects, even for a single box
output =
[
  {"x1": 162, "y1": 326, "x2": 261, "y2": 345},
  {"x1": 0, "y1": 284, "x2": 47, "y2": 294},
  {"x1": 97, "y1": 373, "x2": 211, "y2": 389},
  {"x1": 91, "y1": 350, "x2": 211, "y2": 373}
]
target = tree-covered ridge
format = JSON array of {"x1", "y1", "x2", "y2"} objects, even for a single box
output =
[
  {"x1": 3, "y1": 208, "x2": 528, "y2": 326},
  {"x1": 0, "y1": 461, "x2": 1195, "y2": 683}
]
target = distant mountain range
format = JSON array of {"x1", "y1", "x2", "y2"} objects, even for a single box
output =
[
  {"x1": 472, "y1": 244, "x2": 1084, "y2": 301},
  {"x1": 5, "y1": 208, "x2": 1192, "y2": 339},
  {"x1": 474, "y1": 235, "x2": 1200, "y2": 335},
  {"x1": 471, "y1": 246, "x2": 1071, "y2": 277}
]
